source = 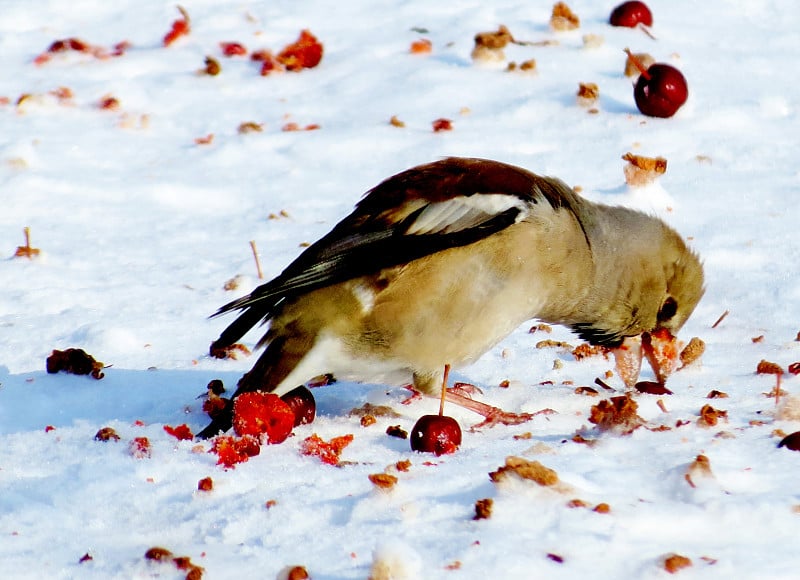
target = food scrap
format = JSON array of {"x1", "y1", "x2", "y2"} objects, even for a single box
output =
[
  {"x1": 622, "y1": 152, "x2": 667, "y2": 187},
  {"x1": 13, "y1": 227, "x2": 40, "y2": 259},
  {"x1": 576, "y1": 82, "x2": 599, "y2": 107},
  {"x1": 144, "y1": 546, "x2": 204, "y2": 579},
  {"x1": 220, "y1": 42, "x2": 247, "y2": 57},
  {"x1": 232, "y1": 392, "x2": 295, "y2": 444},
  {"x1": 46, "y1": 348, "x2": 105, "y2": 379},
  {"x1": 410, "y1": 38, "x2": 432, "y2": 54},
  {"x1": 684, "y1": 454, "x2": 714, "y2": 488},
  {"x1": 697, "y1": 404, "x2": 727, "y2": 427},
  {"x1": 473, "y1": 498, "x2": 493, "y2": 520},
  {"x1": 489, "y1": 456, "x2": 559, "y2": 486},
  {"x1": 662, "y1": 553, "x2": 693, "y2": 574},
  {"x1": 129, "y1": 437, "x2": 152, "y2": 459},
  {"x1": 197, "y1": 477, "x2": 213, "y2": 491},
  {"x1": 163, "y1": 6, "x2": 191, "y2": 47},
  {"x1": 210, "y1": 434, "x2": 260, "y2": 468},
  {"x1": 164, "y1": 424, "x2": 194, "y2": 441},
  {"x1": 368, "y1": 472, "x2": 398, "y2": 490},
  {"x1": 300, "y1": 433, "x2": 354, "y2": 465},
  {"x1": 588, "y1": 394, "x2": 644, "y2": 433},
  {"x1": 679, "y1": 337, "x2": 705, "y2": 368},
  {"x1": 277, "y1": 30, "x2": 324, "y2": 71},
  {"x1": 550, "y1": 2, "x2": 580, "y2": 31},
  {"x1": 432, "y1": 118, "x2": 453, "y2": 132}
]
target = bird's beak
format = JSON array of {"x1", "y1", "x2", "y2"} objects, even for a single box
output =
[
  {"x1": 642, "y1": 328, "x2": 681, "y2": 385},
  {"x1": 611, "y1": 329, "x2": 681, "y2": 388},
  {"x1": 611, "y1": 335, "x2": 643, "y2": 388}
]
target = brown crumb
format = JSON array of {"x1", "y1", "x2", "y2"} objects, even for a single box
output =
[
  {"x1": 360, "y1": 414, "x2": 377, "y2": 427},
  {"x1": 529, "y1": 323, "x2": 553, "y2": 334},
  {"x1": 368, "y1": 472, "x2": 398, "y2": 490},
  {"x1": 389, "y1": 115, "x2": 405, "y2": 128},
  {"x1": 679, "y1": 337, "x2": 705, "y2": 368},
  {"x1": 576, "y1": 82, "x2": 599, "y2": 107},
  {"x1": 473, "y1": 497, "x2": 493, "y2": 520},
  {"x1": 238, "y1": 121, "x2": 263, "y2": 134},
  {"x1": 395, "y1": 459, "x2": 412, "y2": 472},
  {"x1": 550, "y1": 2, "x2": 580, "y2": 30},
  {"x1": 684, "y1": 454, "x2": 714, "y2": 488},
  {"x1": 622, "y1": 152, "x2": 667, "y2": 187},
  {"x1": 751, "y1": 334, "x2": 765, "y2": 343},
  {"x1": 663, "y1": 553, "x2": 692, "y2": 574},
  {"x1": 588, "y1": 394, "x2": 644, "y2": 433},
  {"x1": 201, "y1": 56, "x2": 221, "y2": 76},
  {"x1": 572, "y1": 343, "x2": 606, "y2": 360},
  {"x1": 706, "y1": 390, "x2": 728, "y2": 399},
  {"x1": 593, "y1": 502, "x2": 611, "y2": 514},
  {"x1": 513, "y1": 431, "x2": 533, "y2": 440},
  {"x1": 197, "y1": 477, "x2": 213, "y2": 492},
  {"x1": 756, "y1": 359, "x2": 784, "y2": 375},
  {"x1": 574, "y1": 386, "x2": 599, "y2": 396},
  {"x1": 698, "y1": 405, "x2": 727, "y2": 427},
  {"x1": 489, "y1": 456, "x2": 559, "y2": 486},
  {"x1": 472, "y1": 25, "x2": 514, "y2": 62},
  {"x1": 566, "y1": 498, "x2": 589, "y2": 508},
  {"x1": 536, "y1": 339, "x2": 573, "y2": 349},
  {"x1": 144, "y1": 547, "x2": 174, "y2": 561},
  {"x1": 571, "y1": 433, "x2": 596, "y2": 446},
  {"x1": 385, "y1": 425, "x2": 408, "y2": 439}
]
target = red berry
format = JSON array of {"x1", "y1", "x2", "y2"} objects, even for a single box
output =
[
  {"x1": 609, "y1": 1, "x2": 653, "y2": 28},
  {"x1": 633, "y1": 63, "x2": 688, "y2": 118},
  {"x1": 281, "y1": 386, "x2": 316, "y2": 427},
  {"x1": 410, "y1": 414, "x2": 462, "y2": 456},
  {"x1": 232, "y1": 392, "x2": 295, "y2": 444}
]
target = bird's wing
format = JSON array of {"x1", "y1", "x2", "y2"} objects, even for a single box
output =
[{"x1": 211, "y1": 158, "x2": 579, "y2": 348}]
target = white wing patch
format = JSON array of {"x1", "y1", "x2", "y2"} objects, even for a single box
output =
[{"x1": 404, "y1": 193, "x2": 529, "y2": 236}]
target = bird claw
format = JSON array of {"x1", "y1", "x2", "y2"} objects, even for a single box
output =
[
  {"x1": 400, "y1": 385, "x2": 423, "y2": 405},
  {"x1": 468, "y1": 408, "x2": 538, "y2": 431},
  {"x1": 447, "y1": 382, "x2": 484, "y2": 399}
]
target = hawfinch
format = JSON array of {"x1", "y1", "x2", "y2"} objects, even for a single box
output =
[{"x1": 198, "y1": 157, "x2": 703, "y2": 437}]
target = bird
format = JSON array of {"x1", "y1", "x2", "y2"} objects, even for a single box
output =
[{"x1": 197, "y1": 157, "x2": 704, "y2": 438}]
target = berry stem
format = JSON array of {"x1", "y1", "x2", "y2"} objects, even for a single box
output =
[
  {"x1": 624, "y1": 48, "x2": 651, "y2": 80},
  {"x1": 439, "y1": 364, "x2": 451, "y2": 416},
  {"x1": 249, "y1": 240, "x2": 264, "y2": 279},
  {"x1": 23, "y1": 226, "x2": 31, "y2": 249}
]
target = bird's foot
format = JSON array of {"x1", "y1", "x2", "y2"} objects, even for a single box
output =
[
  {"x1": 469, "y1": 406, "x2": 556, "y2": 431},
  {"x1": 400, "y1": 385, "x2": 424, "y2": 405},
  {"x1": 447, "y1": 382, "x2": 484, "y2": 399},
  {"x1": 444, "y1": 390, "x2": 553, "y2": 430}
]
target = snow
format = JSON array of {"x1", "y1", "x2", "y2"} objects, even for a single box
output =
[{"x1": 2, "y1": 1, "x2": 800, "y2": 578}]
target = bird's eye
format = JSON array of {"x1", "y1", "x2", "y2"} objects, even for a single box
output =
[{"x1": 657, "y1": 297, "x2": 678, "y2": 322}]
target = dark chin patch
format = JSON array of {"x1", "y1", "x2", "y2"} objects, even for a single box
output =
[{"x1": 570, "y1": 323, "x2": 626, "y2": 348}]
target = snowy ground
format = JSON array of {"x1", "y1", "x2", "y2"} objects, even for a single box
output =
[{"x1": 2, "y1": 1, "x2": 800, "y2": 578}]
